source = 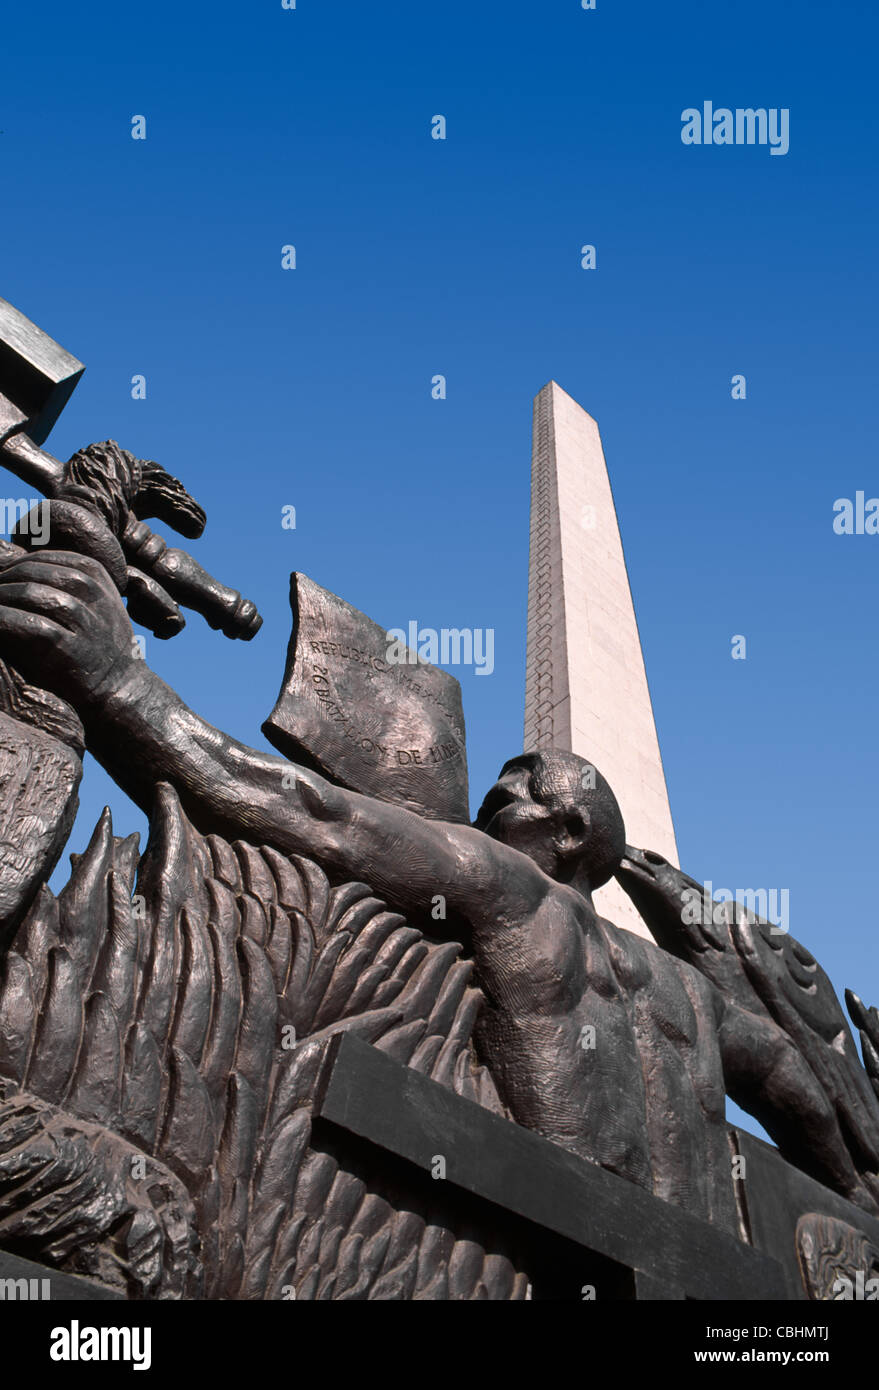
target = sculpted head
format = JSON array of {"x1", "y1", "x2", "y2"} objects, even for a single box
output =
[{"x1": 474, "y1": 750, "x2": 626, "y2": 893}]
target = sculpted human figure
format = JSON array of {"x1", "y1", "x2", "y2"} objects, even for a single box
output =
[{"x1": 0, "y1": 549, "x2": 875, "y2": 1227}]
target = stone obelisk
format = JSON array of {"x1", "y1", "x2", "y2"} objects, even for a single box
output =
[{"x1": 524, "y1": 381, "x2": 678, "y2": 940}]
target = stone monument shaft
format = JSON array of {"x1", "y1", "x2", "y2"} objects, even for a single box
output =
[{"x1": 524, "y1": 381, "x2": 679, "y2": 938}]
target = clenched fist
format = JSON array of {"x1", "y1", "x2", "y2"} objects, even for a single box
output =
[{"x1": 0, "y1": 550, "x2": 138, "y2": 711}]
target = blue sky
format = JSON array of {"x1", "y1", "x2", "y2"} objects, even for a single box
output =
[{"x1": 2, "y1": 0, "x2": 877, "y2": 1137}]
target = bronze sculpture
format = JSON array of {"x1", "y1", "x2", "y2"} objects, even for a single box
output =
[{"x1": 0, "y1": 297, "x2": 878, "y2": 1301}]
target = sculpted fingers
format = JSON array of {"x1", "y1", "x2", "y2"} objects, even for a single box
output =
[
  {"x1": 0, "y1": 600, "x2": 71, "y2": 658},
  {"x1": 0, "y1": 531, "x2": 144, "y2": 710},
  {"x1": 0, "y1": 580, "x2": 87, "y2": 632},
  {"x1": 0, "y1": 540, "x2": 27, "y2": 571},
  {"x1": 0, "y1": 560, "x2": 96, "y2": 608},
  {"x1": 0, "y1": 550, "x2": 116, "y2": 600}
]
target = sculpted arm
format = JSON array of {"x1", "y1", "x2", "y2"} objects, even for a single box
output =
[
  {"x1": 0, "y1": 550, "x2": 545, "y2": 926},
  {"x1": 718, "y1": 995, "x2": 877, "y2": 1212},
  {"x1": 95, "y1": 660, "x2": 507, "y2": 919}
]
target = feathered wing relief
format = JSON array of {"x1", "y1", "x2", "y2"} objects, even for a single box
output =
[{"x1": 0, "y1": 782, "x2": 526, "y2": 1300}]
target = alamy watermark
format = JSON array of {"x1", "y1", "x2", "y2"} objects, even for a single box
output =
[
  {"x1": 50, "y1": 1321, "x2": 151, "y2": 1369},
  {"x1": 833, "y1": 492, "x2": 879, "y2": 534},
  {"x1": 681, "y1": 102, "x2": 789, "y2": 156},
  {"x1": 832, "y1": 1270, "x2": 879, "y2": 1299},
  {"x1": 0, "y1": 1275, "x2": 51, "y2": 1299},
  {"x1": 682, "y1": 882, "x2": 790, "y2": 935},
  {"x1": 386, "y1": 622, "x2": 495, "y2": 676},
  {"x1": 0, "y1": 498, "x2": 49, "y2": 545}
]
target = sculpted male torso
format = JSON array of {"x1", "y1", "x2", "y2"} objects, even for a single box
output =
[{"x1": 0, "y1": 550, "x2": 870, "y2": 1229}]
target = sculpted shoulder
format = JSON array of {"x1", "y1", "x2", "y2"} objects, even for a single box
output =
[{"x1": 602, "y1": 917, "x2": 721, "y2": 1022}]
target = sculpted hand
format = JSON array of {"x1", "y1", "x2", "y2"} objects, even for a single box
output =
[{"x1": 0, "y1": 550, "x2": 137, "y2": 708}]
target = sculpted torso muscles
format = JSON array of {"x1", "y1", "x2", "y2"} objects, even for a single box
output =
[
  {"x1": 0, "y1": 550, "x2": 869, "y2": 1224},
  {"x1": 0, "y1": 552, "x2": 745, "y2": 1224},
  {"x1": 470, "y1": 885, "x2": 653, "y2": 1186},
  {"x1": 80, "y1": 658, "x2": 735, "y2": 1220},
  {"x1": 603, "y1": 923, "x2": 734, "y2": 1224}
]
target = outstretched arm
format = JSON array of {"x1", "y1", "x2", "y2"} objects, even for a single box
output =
[
  {"x1": 718, "y1": 996, "x2": 879, "y2": 1214},
  {"x1": 0, "y1": 551, "x2": 547, "y2": 928}
]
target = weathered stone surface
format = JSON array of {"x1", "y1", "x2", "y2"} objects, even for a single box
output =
[{"x1": 263, "y1": 573, "x2": 469, "y2": 823}]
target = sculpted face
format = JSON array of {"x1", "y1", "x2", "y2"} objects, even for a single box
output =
[{"x1": 474, "y1": 751, "x2": 626, "y2": 892}]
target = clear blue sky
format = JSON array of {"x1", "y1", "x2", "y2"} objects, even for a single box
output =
[{"x1": 2, "y1": 1, "x2": 877, "y2": 1137}]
